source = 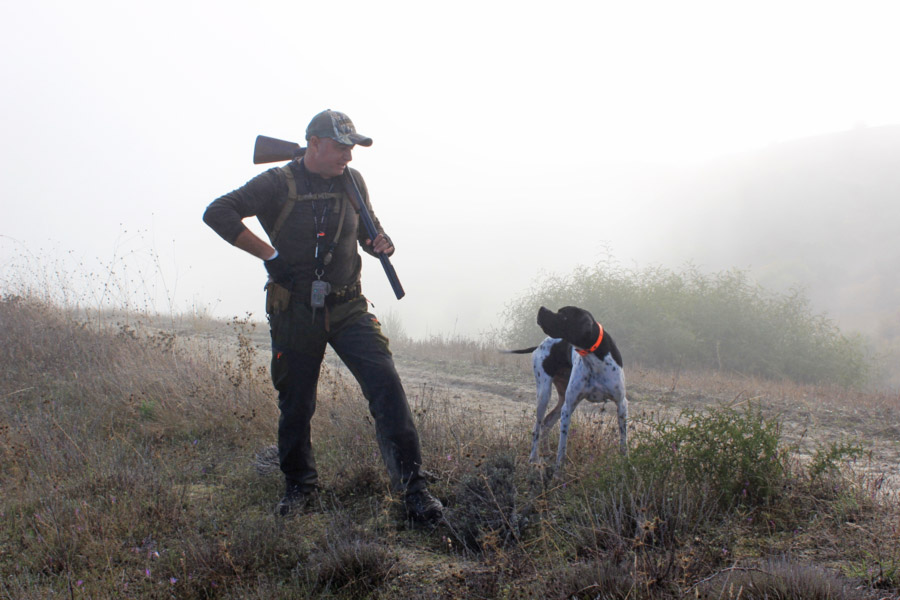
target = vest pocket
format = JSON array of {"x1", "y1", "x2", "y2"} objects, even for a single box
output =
[{"x1": 265, "y1": 282, "x2": 292, "y2": 315}]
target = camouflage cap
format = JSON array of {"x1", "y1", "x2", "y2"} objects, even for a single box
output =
[{"x1": 305, "y1": 109, "x2": 373, "y2": 147}]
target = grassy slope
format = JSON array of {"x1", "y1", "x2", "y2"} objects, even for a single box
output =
[{"x1": 1, "y1": 297, "x2": 898, "y2": 599}]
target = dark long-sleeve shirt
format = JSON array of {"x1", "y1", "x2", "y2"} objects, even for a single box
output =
[{"x1": 203, "y1": 160, "x2": 387, "y2": 290}]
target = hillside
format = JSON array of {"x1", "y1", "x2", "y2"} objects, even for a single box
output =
[
  {"x1": 654, "y1": 124, "x2": 900, "y2": 355},
  {"x1": 3, "y1": 298, "x2": 898, "y2": 598}
]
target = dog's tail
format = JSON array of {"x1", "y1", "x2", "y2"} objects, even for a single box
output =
[{"x1": 500, "y1": 347, "x2": 538, "y2": 354}]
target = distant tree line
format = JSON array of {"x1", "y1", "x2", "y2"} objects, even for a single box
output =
[{"x1": 500, "y1": 261, "x2": 870, "y2": 387}]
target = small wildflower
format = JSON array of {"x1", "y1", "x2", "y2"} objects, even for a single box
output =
[
  {"x1": 76, "y1": 580, "x2": 83, "y2": 587},
  {"x1": 145, "y1": 568, "x2": 151, "y2": 577},
  {"x1": 446, "y1": 454, "x2": 453, "y2": 461},
  {"x1": 170, "y1": 577, "x2": 177, "y2": 584}
]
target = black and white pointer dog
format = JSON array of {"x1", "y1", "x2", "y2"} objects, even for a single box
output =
[{"x1": 507, "y1": 306, "x2": 628, "y2": 468}]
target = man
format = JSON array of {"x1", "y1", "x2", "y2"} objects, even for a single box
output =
[{"x1": 202, "y1": 109, "x2": 443, "y2": 523}]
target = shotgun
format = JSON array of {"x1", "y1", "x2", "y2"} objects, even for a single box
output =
[
  {"x1": 253, "y1": 135, "x2": 306, "y2": 163},
  {"x1": 252, "y1": 135, "x2": 405, "y2": 300}
]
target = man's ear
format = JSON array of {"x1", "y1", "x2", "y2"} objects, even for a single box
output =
[{"x1": 306, "y1": 136, "x2": 320, "y2": 154}]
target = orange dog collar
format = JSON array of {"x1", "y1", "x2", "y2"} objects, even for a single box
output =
[{"x1": 575, "y1": 323, "x2": 604, "y2": 357}]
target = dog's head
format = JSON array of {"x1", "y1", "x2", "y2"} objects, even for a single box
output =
[{"x1": 537, "y1": 306, "x2": 598, "y2": 348}]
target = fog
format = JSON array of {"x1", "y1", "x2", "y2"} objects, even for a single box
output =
[{"x1": 2, "y1": 0, "x2": 899, "y2": 345}]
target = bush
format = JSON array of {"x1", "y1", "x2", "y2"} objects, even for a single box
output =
[
  {"x1": 305, "y1": 518, "x2": 399, "y2": 596},
  {"x1": 626, "y1": 404, "x2": 788, "y2": 509},
  {"x1": 551, "y1": 404, "x2": 788, "y2": 577},
  {"x1": 500, "y1": 261, "x2": 870, "y2": 386},
  {"x1": 448, "y1": 452, "x2": 527, "y2": 552}
]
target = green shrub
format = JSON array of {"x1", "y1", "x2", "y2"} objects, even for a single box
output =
[
  {"x1": 626, "y1": 404, "x2": 788, "y2": 509},
  {"x1": 808, "y1": 440, "x2": 865, "y2": 478},
  {"x1": 553, "y1": 406, "x2": 786, "y2": 568},
  {"x1": 500, "y1": 261, "x2": 871, "y2": 386}
]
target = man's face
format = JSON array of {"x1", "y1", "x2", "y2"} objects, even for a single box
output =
[{"x1": 307, "y1": 136, "x2": 353, "y2": 178}]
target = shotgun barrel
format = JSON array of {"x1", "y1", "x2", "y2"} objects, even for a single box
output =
[{"x1": 343, "y1": 169, "x2": 405, "y2": 299}]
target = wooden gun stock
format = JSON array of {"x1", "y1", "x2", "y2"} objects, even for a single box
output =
[{"x1": 253, "y1": 135, "x2": 306, "y2": 164}]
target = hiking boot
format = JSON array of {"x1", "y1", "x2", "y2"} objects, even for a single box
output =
[
  {"x1": 404, "y1": 489, "x2": 443, "y2": 523},
  {"x1": 275, "y1": 486, "x2": 315, "y2": 517}
]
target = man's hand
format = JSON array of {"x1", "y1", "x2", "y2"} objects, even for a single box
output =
[
  {"x1": 366, "y1": 233, "x2": 394, "y2": 256},
  {"x1": 264, "y1": 253, "x2": 291, "y2": 283}
]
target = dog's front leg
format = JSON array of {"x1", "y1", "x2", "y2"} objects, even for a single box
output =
[{"x1": 554, "y1": 390, "x2": 582, "y2": 470}]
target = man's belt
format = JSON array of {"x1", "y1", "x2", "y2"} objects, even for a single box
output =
[
  {"x1": 291, "y1": 281, "x2": 362, "y2": 307},
  {"x1": 326, "y1": 282, "x2": 362, "y2": 307}
]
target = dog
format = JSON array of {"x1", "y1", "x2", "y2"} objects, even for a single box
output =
[{"x1": 506, "y1": 306, "x2": 628, "y2": 468}]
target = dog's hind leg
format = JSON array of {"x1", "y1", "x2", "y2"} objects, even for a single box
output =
[
  {"x1": 539, "y1": 377, "x2": 567, "y2": 445},
  {"x1": 529, "y1": 372, "x2": 554, "y2": 464}
]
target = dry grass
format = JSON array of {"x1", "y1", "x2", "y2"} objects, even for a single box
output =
[{"x1": 1, "y1": 294, "x2": 899, "y2": 599}]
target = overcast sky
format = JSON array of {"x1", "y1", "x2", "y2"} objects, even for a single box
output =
[{"x1": 2, "y1": 0, "x2": 899, "y2": 339}]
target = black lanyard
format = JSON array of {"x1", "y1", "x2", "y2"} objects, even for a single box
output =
[
  {"x1": 306, "y1": 171, "x2": 336, "y2": 276},
  {"x1": 312, "y1": 198, "x2": 329, "y2": 264}
]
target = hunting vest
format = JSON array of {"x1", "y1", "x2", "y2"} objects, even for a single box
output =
[{"x1": 270, "y1": 164, "x2": 349, "y2": 268}]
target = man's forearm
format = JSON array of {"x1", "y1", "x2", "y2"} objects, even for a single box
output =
[{"x1": 234, "y1": 229, "x2": 276, "y2": 260}]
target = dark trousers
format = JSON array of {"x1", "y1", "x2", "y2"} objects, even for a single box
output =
[{"x1": 269, "y1": 296, "x2": 425, "y2": 495}]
